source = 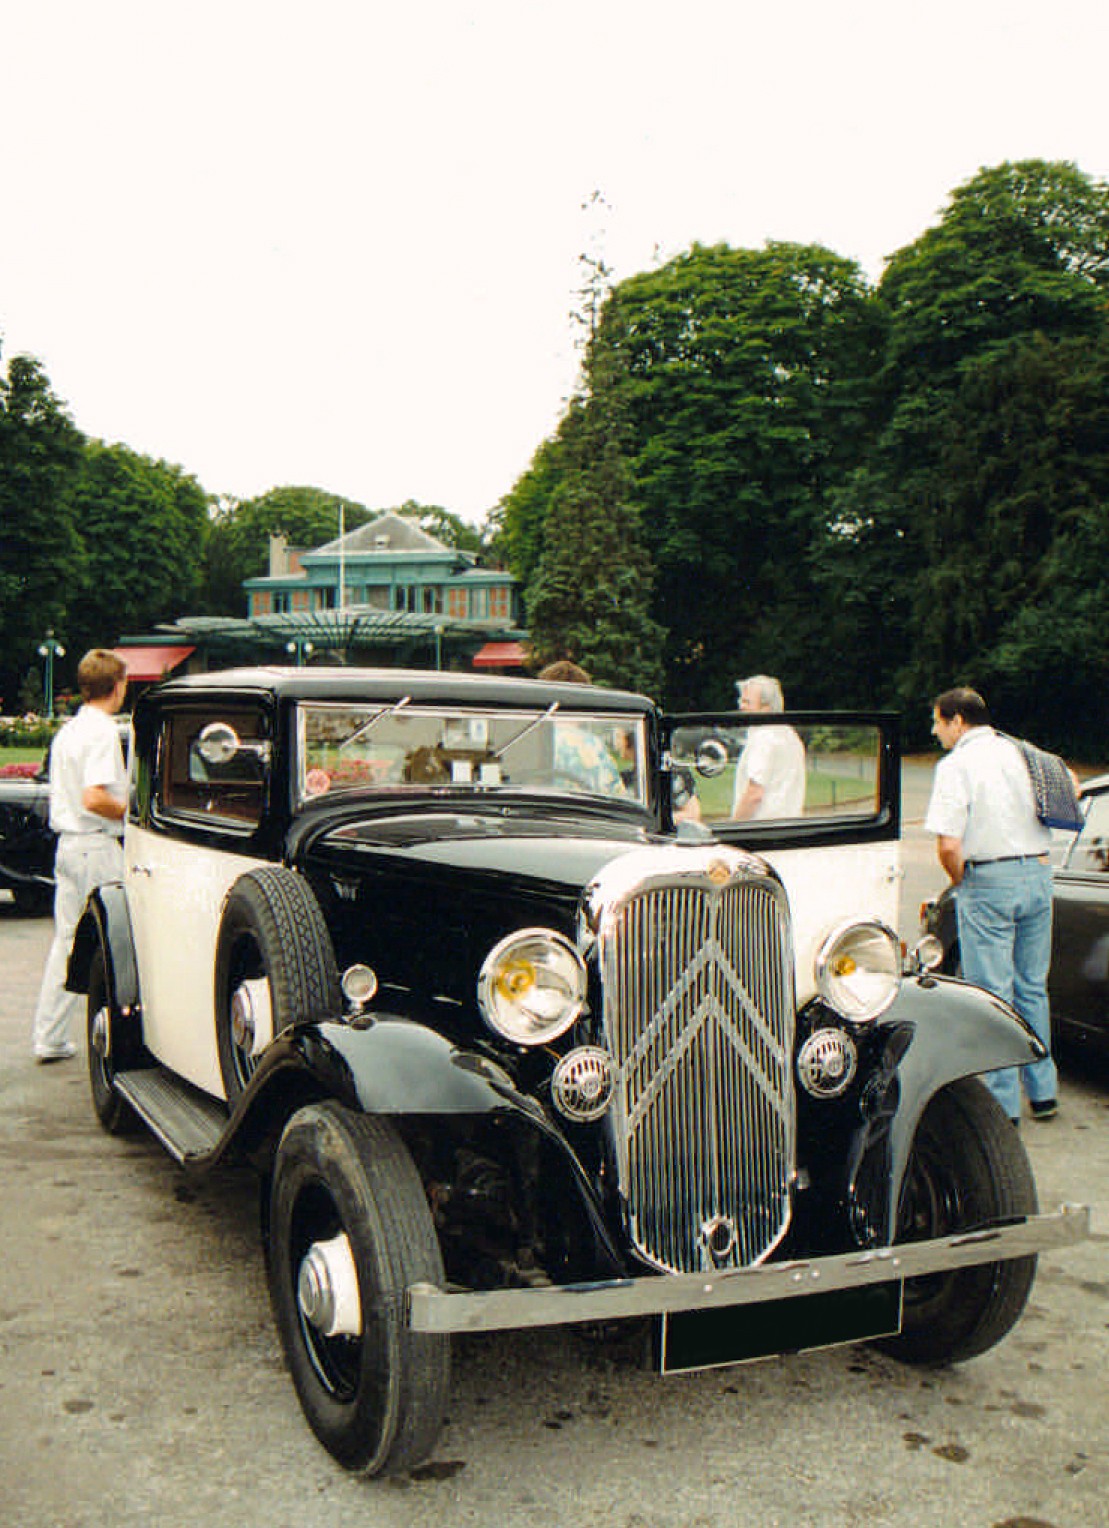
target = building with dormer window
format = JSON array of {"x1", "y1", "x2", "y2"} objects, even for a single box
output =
[{"x1": 245, "y1": 513, "x2": 518, "y2": 630}]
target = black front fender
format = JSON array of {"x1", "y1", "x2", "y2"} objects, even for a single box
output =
[
  {"x1": 227, "y1": 1014, "x2": 564, "y2": 1162},
  {"x1": 290, "y1": 1016, "x2": 539, "y2": 1117},
  {"x1": 225, "y1": 1015, "x2": 626, "y2": 1276},
  {"x1": 849, "y1": 974, "x2": 1044, "y2": 1240}
]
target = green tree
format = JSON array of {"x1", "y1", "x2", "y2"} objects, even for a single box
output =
[
  {"x1": 525, "y1": 242, "x2": 665, "y2": 695},
  {"x1": 198, "y1": 486, "x2": 372, "y2": 615},
  {"x1": 844, "y1": 159, "x2": 1109, "y2": 732},
  {"x1": 63, "y1": 441, "x2": 211, "y2": 657},
  {"x1": 881, "y1": 159, "x2": 1109, "y2": 393},
  {"x1": 588, "y1": 242, "x2": 884, "y2": 707},
  {"x1": 0, "y1": 349, "x2": 85, "y2": 707},
  {"x1": 918, "y1": 331, "x2": 1109, "y2": 756},
  {"x1": 526, "y1": 401, "x2": 665, "y2": 695},
  {"x1": 489, "y1": 431, "x2": 570, "y2": 590}
]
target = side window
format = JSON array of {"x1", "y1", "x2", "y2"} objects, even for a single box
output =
[
  {"x1": 1066, "y1": 794, "x2": 1109, "y2": 874},
  {"x1": 158, "y1": 710, "x2": 266, "y2": 829}
]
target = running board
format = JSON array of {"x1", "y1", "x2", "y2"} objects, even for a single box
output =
[{"x1": 115, "y1": 1068, "x2": 230, "y2": 1163}]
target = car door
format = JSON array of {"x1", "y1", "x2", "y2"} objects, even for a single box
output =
[
  {"x1": 126, "y1": 703, "x2": 271, "y2": 1098},
  {"x1": 1049, "y1": 788, "x2": 1109, "y2": 1044},
  {"x1": 661, "y1": 711, "x2": 903, "y2": 1006}
]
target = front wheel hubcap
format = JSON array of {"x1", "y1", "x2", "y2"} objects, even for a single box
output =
[
  {"x1": 91, "y1": 1006, "x2": 111, "y2": 1059},
  {"x1": 297, "y1": 1232, "x2": 362, "y2": 1338}
]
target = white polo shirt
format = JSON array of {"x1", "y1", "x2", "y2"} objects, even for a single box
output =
[
  {"x1": 733, "y1": 725, "x2": 806, "y2": 819},
  {"x1": 924, "y1": 726, "x2": 1051, "y2": 863},
  {"x1": 48, "y1": 705, "x2": 126, "y2": 838}
]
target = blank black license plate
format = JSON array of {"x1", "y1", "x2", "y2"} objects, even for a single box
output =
[{"x1": 657, "y1": 1281, "x2": 903, "y2": 1374}]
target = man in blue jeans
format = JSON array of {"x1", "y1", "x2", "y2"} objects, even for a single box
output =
[{"x1": 924, "y1": 687, "x2": 1058, "y2": 1123}]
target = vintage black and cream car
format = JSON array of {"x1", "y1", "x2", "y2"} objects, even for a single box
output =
[{"x1": 67, "y1": 668, "x2": 1086, "y2": 1475}]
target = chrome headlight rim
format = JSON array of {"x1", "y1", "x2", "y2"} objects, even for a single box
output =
[
  {"x1": 477, "y1": 927, "x2": 588, "y2": 1046},
  {"x1": 815, "y1": 918, "x2": 901, "y2": 1023}
]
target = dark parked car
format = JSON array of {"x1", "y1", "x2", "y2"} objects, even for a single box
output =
[
  {"x1": 920, "y1": 774, "x2": 1109, "y2": 1060},
  {"x1": 66, "y1": 668, "x2": 1086, "y2": 1476},
  {"x1": 0, "y1": 717, "x2": 130, "y2": 915},
  {"x1": 0, "y1": 761, "x2": 55, "y2": 914}
]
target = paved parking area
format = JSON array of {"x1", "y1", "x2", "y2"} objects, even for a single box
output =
[{"x1": 1, "y1": 876, "x2": 1107, "y2": 1528}]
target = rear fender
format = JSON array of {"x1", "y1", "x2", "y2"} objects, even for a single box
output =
[{"x1": 67, "y1": 881, "x2": 140, "y2": 1009}]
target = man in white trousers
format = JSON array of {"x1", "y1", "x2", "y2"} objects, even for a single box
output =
[{"x1": 31, "y1": 648, "x2": 128, "y2": 1062}]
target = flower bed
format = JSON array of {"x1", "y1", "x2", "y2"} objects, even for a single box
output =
[{"x1": 0, "y1": 761, "x2": 43, "y2": 779}]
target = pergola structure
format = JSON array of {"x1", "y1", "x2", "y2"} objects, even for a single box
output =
[{"x1": 144, "y1": 608, "x2": 529, "y2": 673}]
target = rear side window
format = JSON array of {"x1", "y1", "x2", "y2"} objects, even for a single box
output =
[
  {"x1": 157, "y1": 709, "x2": 267, "y2": 829},
  {"x1": 1067, "y1": 793, "x2": 1109, "y2": 874}
]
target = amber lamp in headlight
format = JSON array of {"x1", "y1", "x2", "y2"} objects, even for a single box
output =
[
  {"x1": 478, "y1": 928, "x2": 587, "y2": 1045},
  {"x1": 815, "y1": 920, "x2": 901, "y2": 1022}
]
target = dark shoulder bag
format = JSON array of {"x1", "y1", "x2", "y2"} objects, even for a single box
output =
[{"x1": 1004, "y1": 734, "x2": 1085, "y2": 832}]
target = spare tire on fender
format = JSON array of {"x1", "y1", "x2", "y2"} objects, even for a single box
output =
[{"x1": 214, "y1": 866, "x2": 341, "y2": 1101}]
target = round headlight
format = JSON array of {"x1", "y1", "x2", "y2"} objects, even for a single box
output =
[
  {"x1": 478, "y1": 928, "x2": 588, "y2": 1045},
  {"x1": 815, "y1": 920, "x2": 901, "y2": 1022}
]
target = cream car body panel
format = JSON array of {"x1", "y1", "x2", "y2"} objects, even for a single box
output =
[
  {"x1": 125, "y1": 824, "x2": 268, "y2": 1096},
  {"x1": 766, "y1": 841, "x2": 902, "y2": 1006}
]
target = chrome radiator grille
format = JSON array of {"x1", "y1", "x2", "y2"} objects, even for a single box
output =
[{"x1": 590, "y1": 851, "x2": 796, "y2": 1274}]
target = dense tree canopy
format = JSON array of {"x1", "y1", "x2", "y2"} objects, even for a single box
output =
[
  {"x1": 835, "y1": 160, "x2": 1109, "y2": 734},
  {"x1": 499, "y1": 159, "x2": 1109, "y2": 753},
  {"x1": 525, "y1": 385, "x2": 665, "y2": 694},
  {"x1": 64, "y1": 442, "x2": 210, "y2": 661},
  {"x1": 0, "y1": 351, "x2": 84, "y2": 708},
  {"x1": 503, "y1": 241, "x2": 884, "y2": 707}
]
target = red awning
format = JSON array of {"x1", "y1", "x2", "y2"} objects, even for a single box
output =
[
  {"x1": 472, "y1": 641, "x2": 528, "y2": 669},
  {"x1": 114, "y1": 645, "x2": 196, "y2": 682}
]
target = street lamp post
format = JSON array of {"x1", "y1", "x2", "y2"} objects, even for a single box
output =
[
  {"x1": 285, "y1": 639, "x2": 315, "y2": 667},
  {"x1": 37, "y1": 631, "x2": 66, "y2": 718}
]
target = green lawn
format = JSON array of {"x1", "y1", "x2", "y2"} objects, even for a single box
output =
[
  {"x1": 691, "y1": 762, "x2": 875, "y2": 820},
  {"x1": 0, "y1": 745, "x2": 47, "y2": 767}
]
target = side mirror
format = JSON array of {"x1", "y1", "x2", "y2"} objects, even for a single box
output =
[{"x1": 695, "y1": 738, "x2": 729, "y2": 778}]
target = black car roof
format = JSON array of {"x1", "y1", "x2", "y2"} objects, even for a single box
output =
[{"x1": 142, "y1": 665, "x2": 656, "y2": 717}]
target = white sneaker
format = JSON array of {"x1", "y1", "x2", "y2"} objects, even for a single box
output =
[{"x1": 34, "y1": 1043, "x2": 77, "y2": 1064}]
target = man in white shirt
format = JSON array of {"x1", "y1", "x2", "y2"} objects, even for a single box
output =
[
  {"x1": 732, "y1": 675, "x2": 806, "y2": 820},
  {"x1": 924, "y1": 686, "x2": 1057, "y2": 1123},
  {"x1": 31, "y1": 649, "x2": 128, "y2": 1062}
]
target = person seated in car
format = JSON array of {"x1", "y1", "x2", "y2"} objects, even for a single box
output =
[{"x1": 536, "y1": 661, "x2": 627, "y2": 797}]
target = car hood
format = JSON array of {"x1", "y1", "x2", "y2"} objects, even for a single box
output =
[{"x1": 306, "y1": 804, "x2": 657, "y2": 899}]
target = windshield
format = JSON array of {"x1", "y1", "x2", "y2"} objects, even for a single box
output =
[{"x1": 296, "y1": 702, "x2": 649, "y2": 808}]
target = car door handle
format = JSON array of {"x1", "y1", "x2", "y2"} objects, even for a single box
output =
[{"x1": 128, "y1": 864, "x2": 153, "y2": 877}]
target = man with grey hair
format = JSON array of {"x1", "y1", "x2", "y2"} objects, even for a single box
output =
[{"x1": 732, "y1": 675, "x2": 806, "y2": 820}]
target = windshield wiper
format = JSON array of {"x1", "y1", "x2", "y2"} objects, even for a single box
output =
[
  {"x1": 338, "y1": 696, "x2": 412, "y2": 751},
  {"x1": 492, "y1": 702, "x2": 559, "y2": 761}
]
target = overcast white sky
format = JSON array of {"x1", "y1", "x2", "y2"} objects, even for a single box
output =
[{"x1": 2, "y1": 1, "x2": 1106, "y2": 524}]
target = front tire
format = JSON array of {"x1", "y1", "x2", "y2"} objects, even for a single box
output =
[
  {"x1": 87, "y1": 948, "x2": 138, "y2": 1135},
  {"x1": 878, "y1": 1077, "x2": 1038, "y2": 1365},
  {"x1": 267, "y1": 1103, "x2": 450, "y2": 1475}
]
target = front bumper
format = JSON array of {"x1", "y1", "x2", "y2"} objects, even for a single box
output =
[{"x1": 408, "y1": 1203, "x2": 1089, "y2": 1334}]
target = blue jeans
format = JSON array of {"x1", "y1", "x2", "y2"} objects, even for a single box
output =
[{"x1": 956, "y1": 858, "x2": 1056, "y2": 1119}]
